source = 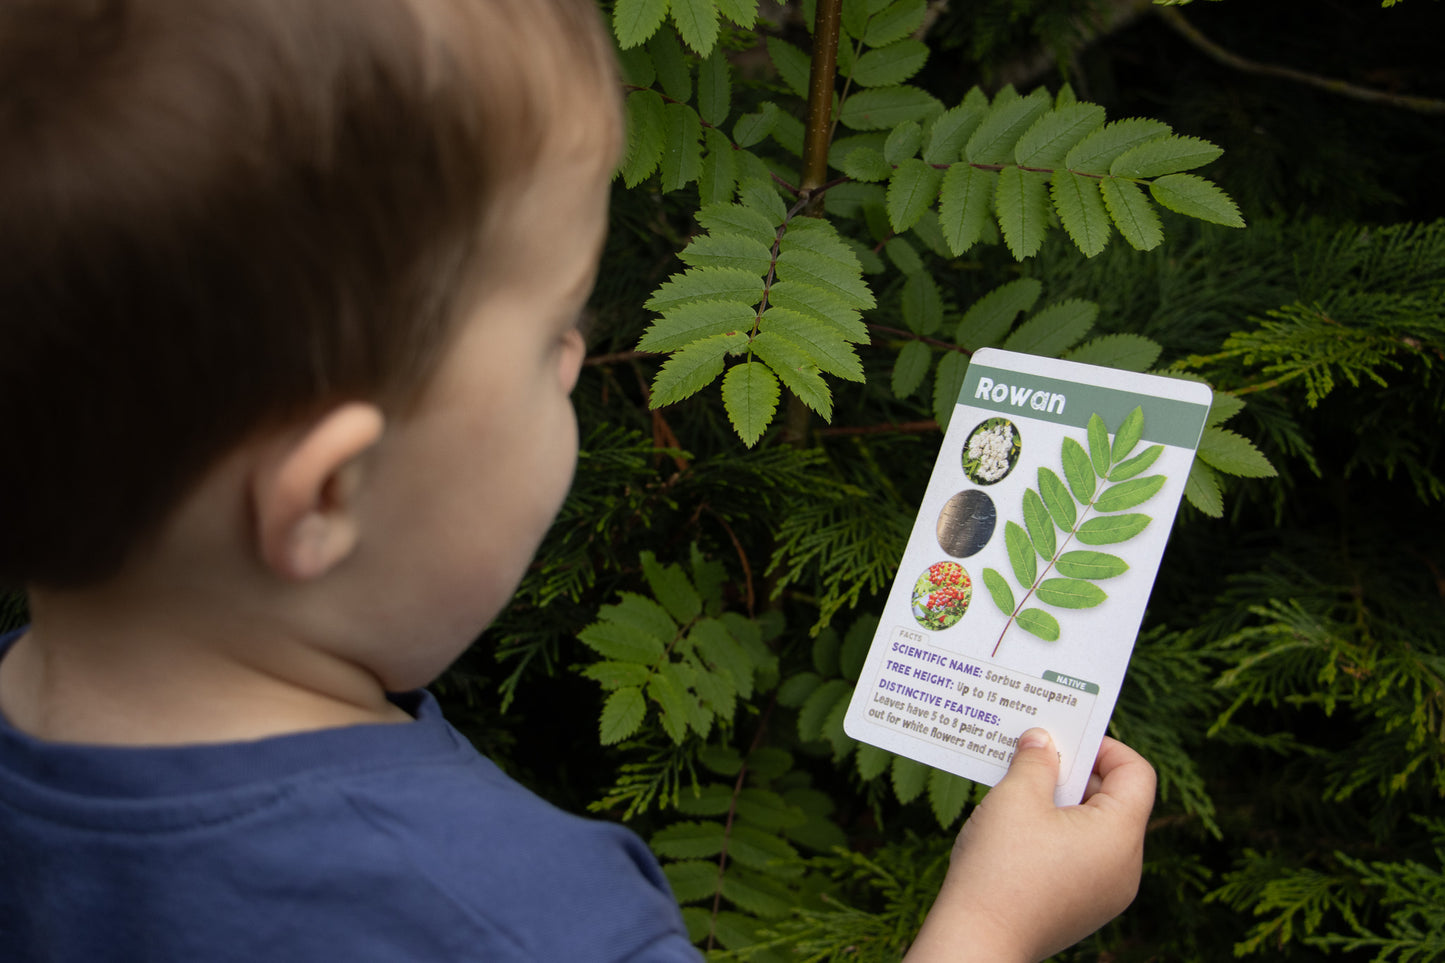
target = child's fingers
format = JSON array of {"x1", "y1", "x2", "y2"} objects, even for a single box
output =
[
  {"x1": 1084, "y1": 737, "x2": 1157, "y2": 815},
  {"x1": 995, "y1": 727, "x2": 1062, "y2": 804}
]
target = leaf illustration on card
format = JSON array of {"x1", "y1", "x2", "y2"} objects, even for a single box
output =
[{"x1": 983, "y1": 407, "x2": 1163, "y2": 656}]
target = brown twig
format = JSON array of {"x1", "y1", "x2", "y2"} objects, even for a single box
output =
[{"x1": 818, "y1": 419, "x2": 941, "y2": 437}]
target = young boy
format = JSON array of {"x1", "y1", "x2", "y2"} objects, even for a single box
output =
[{"x1": 0, "y1": 1, "x2": 1156, "y2": 960}]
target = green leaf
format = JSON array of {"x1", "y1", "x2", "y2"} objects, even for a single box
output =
[
  {"x1": 1022, "y1": 488, "x2": 1056, "y2": 560},
  {"x1": 737, "y1": 788, "x2": 805, "y2": 831},
  {"x1": 763, "y1": 283, "x2": 864, "y2": 340},
  {"x1": 641, "y1": 551, "x2": 702, "y2": 622},
  {"x1": 924, "y1": 104, "x2": 986, "y2": 164},
  {"x1": 650, "y1": 332, "x2": 747, "y2": 406},
  {"x1": 864, "y1": 0, "x2": 927, "y2": 46},
  {"x1": 885, "y1": 236, "x2": 924, "y2": 275},
  {"x1": 901, "y1": 273, "x2": 943, "y2": 335},
  {"x1": 799, "y1": 679, "x2": 852, "y2": 743},
  {"x1": 613, "y1": 0, "x2": 669, "y2": 49},
  {"x1": 1005, "y1": 520, "x2": 1037, "y2": 588},
  {"x1": 965, "y1": 87, "x2": 1050, "y2": 165},
  {"x1": 677, "y1": 232, "x2": 774, "y2": 277},
  {"x1": 721, "y1": 870, "x2": 795, "y2": 918},
  {"x1": 676, "y1": 783, "x2": 735, "y2": 816},
  {"x1": 733, "y1": 104, "x2": 778, "y2": 148},
  {"x1": 1207, "y1": 391, "x2": 1246, "y2": 428},
  {"x1": 982, "y1": 567, "x2": 1015, "y2": 614},
  {"x1": 938, "y1": 163, "x2": 996, "y2": 256},
  {"x1": 932, "y1": 350, "x2": 969, "y2": 429},
  {"x1": 1087, "y1": 413, "x2": 1111, "y2": 477},
  {"x1": 839, "y1": 85, "x2": 942, "y2": 132},
  {"x1": 652, "y1": 820, "x2": 727, "y2": 859},
  {"x1": 1064, "y1": 333, "x2": 1162, "y2": 372},
  {"x1": 883, "y1": 121, "x2": 923, "y2": 165},
  {"x1": 777, "y1": 670, "x2": 821, "y2": 708},
  {"x1": 620, "y1": 89, "x2": 667, "y2": 187},
  {"x1": 1054, "y1": 550, "x2": 1129, "y2": 580},
  {"x1": 841, "y1": 145, "x2": 893, "y2": 182},
  {"x1": 579, "y1": 619, "x2": 667, "y2": 662},
  {"x1": 856, "y1": 743, "x2": 892, "y2": 781},
  {"x1": 647, "y1": 28, "x2": 691, "y2": 102},
  {"x1": 1015, "y1": 103, "x2": 1106, "y2": 168},
  {"x1": 887, "y1": 158, "x2": 942, "y2": 233},
  {"x1": 1197, "y1": 427, "x2": 1277, "y2": 477},
  {"x1": 1061, "y1": 437, "x2": 1096, "y2": 503},
  {"x1": 614, "y1": 45, "x2": 655, "y2": 88},
  {"x1": 1016, "y1": 608, "x2": 1061, "y2": 642},
  {"x1": 928, "y1": 769, "x2": 972, "y2": 828},
  {"x1": 727, "y1": 825, "x2": 801, "y2": 872},
  {"x1": 698, "y1": 130, "x2": 738, "y2": 206},
  {"x1": 750, "y1": 330, "x2": 833, "y2": 420},
  {"x1": 699, "y1": 745, "x2": 743, "y2": 776},
  {"x1": 1002, "y1": 298, "x2": 1098, "y2": 357},
  {"x1": 648, "y1": 669, "x2": 693, "y2": 742},
  {"x1": 670, "y1": 0, "x2": 719, "y2": 54},
  {"x1": 1149, "y1": 173, "x2": 1245, "y2": 228},
  {"x1": 1101, "y1": 177, "x2": 1163, "y2": 252},
  {"x1": 1035, "y1": 578, "x2": 1107, "y2": 609},
  {"x1": 760, "y1": 304, "x2": 866, "y2": 380},
  {"x1": 765, "y1": 37, "x2": 812, "y2": 99},
  {"x1": 663, "y1": 860, "x2": 718, "y2": 903},
  {"x1": 638, "y1": 300, "x2": 756, "y2": 353},
  {"x1": 1075, "y1": 513, "x2": 1151, "y2": 544},
  {"x1": 1051, "y1": 170, "x2": 1111, "y2": 258},
  {"x1": 722, "y1": 360, "x2": 780, "y2": 446},
  {"x1": 1184, "y1": 458, "x2": 1224, "y2": 517},
  {"x1": 659, "y1": 103, "x2": 703, "y2": 192},
  {"x1": 1093, "y1": 475, "x2": 1166, "y2": 512},
  {"x1": 774, "y1": 248, "x2": 876, "y2": 309},
  {"x1": 1109, "y1": 443, "x2": 1164, "y2": 481},
  {"x1": 891, "y1": 755, "x2": 929, "y2": 804},
  {"x1": 600, "y1": 686, "x2": 647, "y2": 744},
  {"x1": 715, "y1": 0, "x2": 758, "y2": 26},
  {"x1": 646, "y1": 266, "x2": 766, "y2": 313},
  {"x1": 581, "y1": 660, "x2": 653, "y2": 691},
  {"x1": 956, "y1": 277, "x2": 1043, "y2": 349},
  {"x1": 692, "y1": 618, "x2": 754, "y2": 698},
  {"x1": 1037, "y1": 467, "x2": 1077, "y2": 531},
  {"x1": 1064, "y1": 118, "x2": 1171, "y2": 174},
  {"x1": 1110, "y1": 134, "x2": 1223, "y2": 178},
  {"x1": 1111, "y1": 406, "x2": 1145, "y2": 463},
  {"x1": 697, "y1": 48, "x2": 732, "y2": 126},
  {"x1": 696, "y1": 202, "x2": 776, "y2": 239},
  {"x1": 995, "y1": 166, "x2": 1051, "y2": 260},
  {"x1": 850, "y1": 39, "x2": 929, "y2": 87}
]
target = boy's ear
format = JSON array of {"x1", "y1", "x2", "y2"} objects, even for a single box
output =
[{"x1": 251, "y1": 402, "x2": 386, "y2": 581}]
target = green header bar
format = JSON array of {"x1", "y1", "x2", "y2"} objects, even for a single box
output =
[
  {"x1": 959, "y1": 363, "x2": 1210, "y2": 449},
  {"x1": 1043, "y1": 671, "x2": 1101, "y2": 695}
]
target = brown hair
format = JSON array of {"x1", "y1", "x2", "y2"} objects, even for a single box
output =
[{"x1": 0, "y1": 0, "x2": 620, "y2": 587}]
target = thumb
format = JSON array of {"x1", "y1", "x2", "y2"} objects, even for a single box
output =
[{"x1": 996, "y1": 727, "x2": 1061, "y2": 803}]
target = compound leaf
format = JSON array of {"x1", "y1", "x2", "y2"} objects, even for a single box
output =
[
  {"x1": 1110, "y1": 134, "x2": 1223, "y2": 178},
  {"x1": 1064, "y1": 118, "x2": 1170, "y2": 174},
  {"x1": 650, "y1": 332, "x2": 748, "y2": 406}
]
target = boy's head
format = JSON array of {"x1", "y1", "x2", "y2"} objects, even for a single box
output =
[{"x1": 0, "y1": 0, "x2": 621, "y2": 590}]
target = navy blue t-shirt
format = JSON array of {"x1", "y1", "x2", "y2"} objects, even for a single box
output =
[{"x1": 0, "y1": 629, "x2": 700, "y2": 961}]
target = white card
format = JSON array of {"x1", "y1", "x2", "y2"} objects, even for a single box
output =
[{"x1": 843, "y1": 348, "x2": 1213, "y2": 805}]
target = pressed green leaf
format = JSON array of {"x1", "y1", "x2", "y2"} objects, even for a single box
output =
[
  {"x1": 1111, "y1": 134, "x2": 1223, "y2": 179},
  {"x1": 883, "y1": 121, "x2": 923, "y2": 165},
  {"x1": 1037, "y1": 467, "x2": 1076, "y2": 531},
  {"x1": 620, "y1": 89, "x2": 667, "y2": 187},
  {"x1": 765, "y1": 36, "x2": 811, "y2": 99},
  {"x1": 578, "y1": 619, "x2": 667, "y2": 662},
  {"x1": 995, "y1": 166, "x2": 1051, "y2": 260},
  {"x1": 1074, "y1": 513, "x2": 1151, "y2": 544},
  {"x1": 732, "y1": 104, "x2": 778, "y2": 149},
  {"x1": 750, "y1": 330, "x2": 833, "y2": 420},
  {"x1": 924, "y1": 104, "x2": 986, "y2": 164},
  {"x1": 599, "y1": 686, "x2": 647, "y2": 744},
  {"x1": 1002, "y1": 298, "x2": 1098, "y2": 357},
  {"x1": 1111, "y1": 406, "x2": 1145, "y2": 463},
  {"x1": 774, "y1": 248, "x2": 876, "y2": 309},
  {"x1": 901, "y1": 273, "x2": 943, "y2": 335},
  {"x1": 697, "y1": 48, "x2": 732, "y2": 127},
  {"x1": 760, "y1": 305, "x2": 866, "y2": 380},
  {"x1": 965, "y1": 87, "x2": 1050, "y2": 165},
  {"x1": 649, "y1": 332, "x2": 747, "y2": 406},
  {"x1": 1064, "y1": 118, "x2": 1171, "y2": 174},
  {"x1": 581, "y1": 660, "x2": 652, "y2": 691},
  {"x1": 856, "y1": 742, "x2": 892, "y2": 781},
  {"x1": 1005, "y1": 520, "x2": 1037, "y2": 588},
  {"x1": 887, "y1": 158, "x2": 942, "y2": 233},
  {"x1": 1197, "y1": 427, "x2": 1277, "y2": 477},
  {"x1": 652, "y1": 820, "x2": 727, "y2": 859},
  {"x1": 841, "y1": 145, "x2": 893, "y2": 182},
  {"x1": 1016, "y1": 608, "x2": 1061, "y2": 642},
  {"x1": 737, "y1": 177, "x2": 788, "y2": 223},
  {"x1": 1094, "y1": 475, "x2": 1167, "y2": 512},
  {"x1": 891, "y1": 755, "x2": 929, "y2": 804},
  {"x1": 698, "y1": 128, "x2": 739, "y2": 206},
  {"x1": 721, "y1": 360, "x2": 781, "y2": 446},
  {"x1": 1101, "y1": 177, "x2": 1164, "y2": 251},
  {"x1": 839, "y1": 85, "x2": 942, "y2": 132},
  {"x1": 1054, "y1": 550, "x2": 1129, "y2": 580},
  {"x1": 1015, "y1": 103, "x2": 1106, "y2": 168},
  {"x1": 1184, "y1": 458, "x2": 1224, "y2": 517},
  {"x1": 658, "y1": 102, "x2": 703, "y2": 192},
  {"x1": 850, "y1": 39, "x2": 929, "y2": 88},
  {"x1": 696, "y1": 202, "x2": 776, "y2": 239},
  {"x1": 929, "y1": 769, "x2": 972, "y2": 828},
  {"x1": 956, "y1": 277, "x2": 1043, "y2": 350},
  {"x1": 1087, "y1": 413, "x2": 1110, "y2": 477},
  {"x1": 645, "y1": 266, "x2": 765, "y2": 313},
  {"x1": 798, "y1": 678, "x2": 852, "y2": 743},
  {"x1": 647, "y1": 28, "x2": 691, "y2": 102},
  {"x1": 637, "y1": 299, "x2": 756, "y2": 353},
  {"x1": 648, "y1": 669, "x2": 693, "y2": 742},
  {"x1": 1035, "y1": 578, "x2": 1107, "y2": 609},
  {"x1": 982, "y1": 567, "x2": 1015, "y2": 614},
  {"x1": 1022, "y1": 488, "x2": 1056, "y2": 560},
  {"x1": 641, "y1": 551, "x2": 702, "y2": 623},
  {"x1": 937, "y1": 163, "x2": 996, "y2": 256},
  {"x1": 670, "y1": 0, "x2": 719, "y2": 54},
  {"x1": 715, "y1": 0, "x2": 758, "y2": 27},
  {"x1": 1149, "y1": 173, "x2": 1245, "y2": 228},
  {"x1": 1051, "y1": 170, "x2": 1111, "y2": 258},
  {"x1": 864, "y1": 0, "x2": 927, "y2": 46},
  {"x1": 613, "y1": 0, "x2": 669, "y2": 49},
  {"x1": 1065, "y1": 333, "x2": 1161, "y2": 372},
  {"x1": 1061, "y1": 437, "x2": 1096, "y2": 502},
  {"x1": 932, "y1": 350, "x2": 969, "y2": 429},
  {"x1": 678, "y1": 232, "x2": 773, "y2": 276},
  {"x1": 1109, "y1": 443, "x2": 1164, "y2": 481},
  {"x1": 662, "y1": 860, "x2": 718, "y2": 903}
]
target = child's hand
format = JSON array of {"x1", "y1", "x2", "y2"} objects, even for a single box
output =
[{"x1": 903, "y1": 729, "x2": 1156, "y2": 963}]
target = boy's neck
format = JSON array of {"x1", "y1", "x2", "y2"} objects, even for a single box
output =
[{"x1": 0, "y1": 588, "x2": 411, "y2": 747}]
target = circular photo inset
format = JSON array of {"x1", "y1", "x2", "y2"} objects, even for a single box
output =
[
  {"x1": 962, "y1": 417, "x2": 1021, "y2": 485},
  {"x1": 936, "y1": 490, "x2": 997, "y2": 558},
  {"x1": 911, "y1": 561, "x2": 973, "y2": 631}
]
